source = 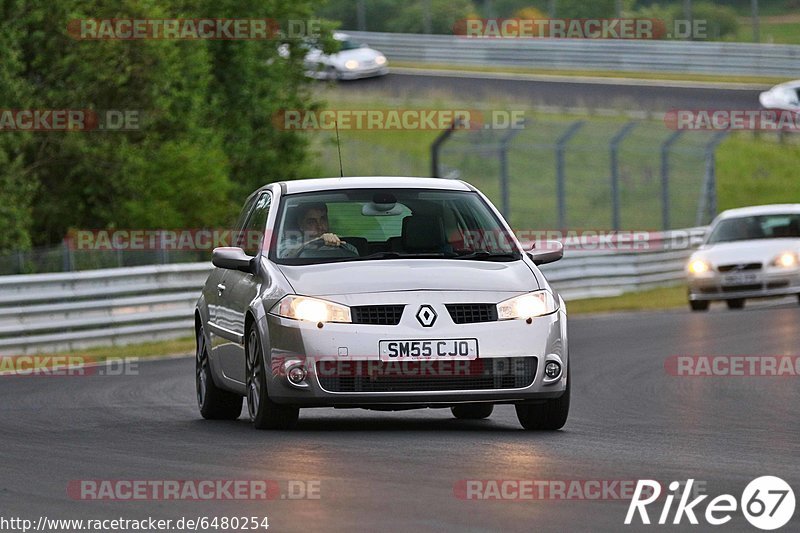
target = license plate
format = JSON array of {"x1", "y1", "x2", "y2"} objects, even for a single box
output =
[
  {"x1": 379, "y1": 339, "x2": 478, "y2": 361},
  {"x1": 722, "y1": 273, "x2": 758, "y2": 286}
]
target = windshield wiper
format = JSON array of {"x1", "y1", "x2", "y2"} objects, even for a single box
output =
[{"x1": 453, "y1": 250, "x2": 520, "y2": 261}]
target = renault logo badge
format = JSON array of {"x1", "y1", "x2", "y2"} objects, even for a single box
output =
[{"x1": 416, "y1": 305, "x2": 437, "y2": 327}]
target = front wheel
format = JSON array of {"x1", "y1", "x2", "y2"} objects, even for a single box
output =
[
  {"x1": 515, "y1": 365, "x2": 570, "y2": 430},
  {"x1": 324, "y1": 65, "x2": 341, "y2": 81},
  {"x1": 196, "y1": 325, "x2": 242, "y2": 420},
  {"x1": 726, "y1": 299, "x2": 745, "y2": 310},
  {"x1": 451, "y1": 403, "x2": 494, "y2": 420},
  {"x1": 246, "y1": 324, "x2": 299, "y2": 430},
  {"x1": 689, "y1": 300, "x2": 709, "y2": 312}
]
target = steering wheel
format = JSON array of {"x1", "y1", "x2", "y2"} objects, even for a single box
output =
[{"x1": 296, "y1": 236, "x2": 358, "y2": 258}]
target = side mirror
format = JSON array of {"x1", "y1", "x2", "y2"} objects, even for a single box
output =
[
  {"x1": 526, "y1": 240, "x2": 563, "y2": 265},
  {"x1": 212, "y1": 247, "x2": 255, "y2": 273}
]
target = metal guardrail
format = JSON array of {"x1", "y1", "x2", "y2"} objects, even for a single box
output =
[
  {"x1": 0, "y1": 227, "x2": 705, "y2": 354},
  {"x1": 346, "y1": 31, "x2": 800, "y2": 77},
  {"x1": 0, "y1": 263, "x2": 212, "y2": 355}
]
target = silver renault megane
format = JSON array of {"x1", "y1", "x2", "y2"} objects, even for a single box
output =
[{"x1": 195, "y1": 177, "x2": 569, "y2": 430}]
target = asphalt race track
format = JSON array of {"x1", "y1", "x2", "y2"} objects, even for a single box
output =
[
  {"x1": 1, "y1": 301, "x2": 798, "y2": 532},
  {"x1": 348, "y1": 70, "x2": 765, "y2": 112}
]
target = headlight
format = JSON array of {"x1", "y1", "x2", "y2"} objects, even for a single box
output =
[
  {"x1": 772, "y1": 252, "x2": 798, "y2": 268},
  {"x1": 344, "y1": 59, "x2": 359, "y2": 70},
  {"x1": 688, "y1": 259, "x2": 711, "y2": 274},
  {"x1": 497, "y1": 291, "x2": 558, "y2": 320},
  {"x1": 271, "y1": 296, "x2": 351, "y2": 323},
  {"x1": 374, "y1": 55, "x2": 387, "y2": 65}
]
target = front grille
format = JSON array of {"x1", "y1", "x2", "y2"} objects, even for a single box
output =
[
  {"x1": 767, "y1": 281, "x2": 789, "y2": 289},
  {"x1": 721, "y1": 284, "x2": 761, "y2": 292},
  {"x1": 446, "y1": 304, "x2": 498, "y2": 324},
  {"x1": 718, "y1": 263, "x2": 762, "y2": 272},
  {"x1": 316, "y1": 357, "x2": 536, "y2": 393},
  {"x1": 351, "y1": 305, "x2": 405, "y2": 325}
]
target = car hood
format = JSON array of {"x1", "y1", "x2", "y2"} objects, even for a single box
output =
[
  {"x1": 693, "y1": 239, "x2": 800, "y2": 265},
  {"x1": 277, "y1": 259, "x2": 539, "y2": 296},
  {"x1": 328, "y1": 47, "x2": 382, "y2": 65}
]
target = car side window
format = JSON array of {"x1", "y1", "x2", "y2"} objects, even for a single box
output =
[
  {"x1": 234, "y1": 195, "x2": 259, "y2": 236},
  {"x1": 238, "y1": 192, "x2": 271, "y2": 257}
]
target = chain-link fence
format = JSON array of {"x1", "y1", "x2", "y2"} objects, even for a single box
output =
[{"x1": 433, "y1": 117, "x2": 728, "y2": 232}]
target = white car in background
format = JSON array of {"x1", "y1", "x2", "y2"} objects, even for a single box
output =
[
  {"x1": 303, "y1": 32, "x2": 388, "y2": 81},
  {"x1": 687, "y1": 205, "x2": 800, "y2": 311},
  {"x1": 759, "y1": 80, "x2": 800, "y2": 113}
]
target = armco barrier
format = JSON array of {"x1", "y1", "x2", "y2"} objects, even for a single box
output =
[
  {"x1": 345, "y1": 31, "x2": 800, "y2": 77},
  {"x1": 0, "y1": 228, "x2": 705, "y2": 354}
]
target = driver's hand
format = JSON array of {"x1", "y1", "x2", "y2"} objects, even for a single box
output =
[{"x1": 321, "y1": 233, "x2": 345, "y2": 247}]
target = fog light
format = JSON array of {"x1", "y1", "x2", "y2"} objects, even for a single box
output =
[
  {"x1": 288, "y1": 366, "x2": 307, "y2": 384},
  {"x1": 544, "y1": 361, "x2": 561, "y2": 379}
]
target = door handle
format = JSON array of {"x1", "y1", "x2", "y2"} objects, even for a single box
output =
[{"x1": 217, "y1": 284, "x2": 226, "y2": 296}]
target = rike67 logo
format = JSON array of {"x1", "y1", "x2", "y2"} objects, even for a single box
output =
[{"x1": 625, "y1": 477, "x2": 795, "y2": 530}]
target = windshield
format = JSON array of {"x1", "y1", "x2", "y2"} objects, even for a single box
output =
[
  {"x1": 270, "y1": 188, "x2": 520, "y2": 265},
  {"x1": 338, "y1": 39, "x2": 362, "y2": 51},
  {"x1": 706, "y1": 214, "x2": 800, "y2": 244}
]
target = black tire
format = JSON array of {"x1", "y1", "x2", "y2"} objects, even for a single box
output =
[
  {"x1": 451, "y1": 403, "x2": 494, "y2": 420},
  {"x1": 515, "y1": 364, "x2": 570, "y2": 430},
  {"x1": 196, "y1": 324, "x2": 243, "y2": 420},
  {"x1": 325, "y1": 65, "x2": 341, "y2": 81},
  {"x1": 689, "y1": 300, "x2": 709, "y2": 312},
  {"x1": 246, "y1": 324, "x2": 299, "y2": 430},
  {"x1": 726, "y1": 299, "x2": 745, "y2": 310}
]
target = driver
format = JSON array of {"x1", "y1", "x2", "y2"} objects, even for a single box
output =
[{"x1": 280, "y1": 202, "x2": 358, "y2": 258}]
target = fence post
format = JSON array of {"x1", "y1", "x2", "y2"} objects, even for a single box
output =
[
  {"x1": 497, "y1": 125, "x2": 525, "y2": 220},
  {"x1": 696, "y1": 131, "x2": 729, "y2": 226},
  {"x1": 610, "y1": 121, "x2": 638, "y2": 231},
  {"x1": 356, "y1": 0, "x2": 366, "y2": 31},
  {"x1": 61, "y1": 240, "x2": 72, "y2": 272},
  {"x1": 430, "y1": 120, "x2": 461, "y2": 178},
  {"x1": 555, "y1": 120, "x2": 584, "y2": 229},
  {"x1": 660, "y1": 130, "x2": 684, "y2": 231}
]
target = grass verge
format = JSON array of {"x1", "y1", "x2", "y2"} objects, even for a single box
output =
[
  {"x1": 566, "y1": 285, "x2": 688, "y2": 314},
  {"x1": 28, "y1": 337, "x2": 196, "y2": 361},
  {"x1": 389, "y1": 61, "x2": 784, "y2": 86}
]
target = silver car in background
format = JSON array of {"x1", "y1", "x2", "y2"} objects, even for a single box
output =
[
  {"x1": 195, "y1": 177, "x2": 569, "y2": 430},
  {"x1": 759, "y1": 79, "x2": 800, "y2": 113},
  {"x1": 687, "y1": 204, "x2": 800, "y2": 311},
  {"x1": 304, "y1": 32, "x2": 388, "y2": 80}
]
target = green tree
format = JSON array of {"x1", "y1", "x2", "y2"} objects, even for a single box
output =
[
  {"x1": 0, "y1": 0, "x2": 328, "y2": 249},
  {"x1": 385, "y1": 0, "x2": 476, "y2": 34}
]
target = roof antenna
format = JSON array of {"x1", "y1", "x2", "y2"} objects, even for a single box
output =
[{"x1": 335, "y1": 120, "x2": 344, "y2": 177}]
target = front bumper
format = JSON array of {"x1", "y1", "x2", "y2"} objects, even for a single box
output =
[
  {"x1": 688, "y1": 268, "x2": 800, "y2": 301},
  {"x1": 261, "y1": 298, "x2": 567, "y2": 407},
  {"x1": 338, "y1": 65, "x2": 389, "y2": 80}
]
